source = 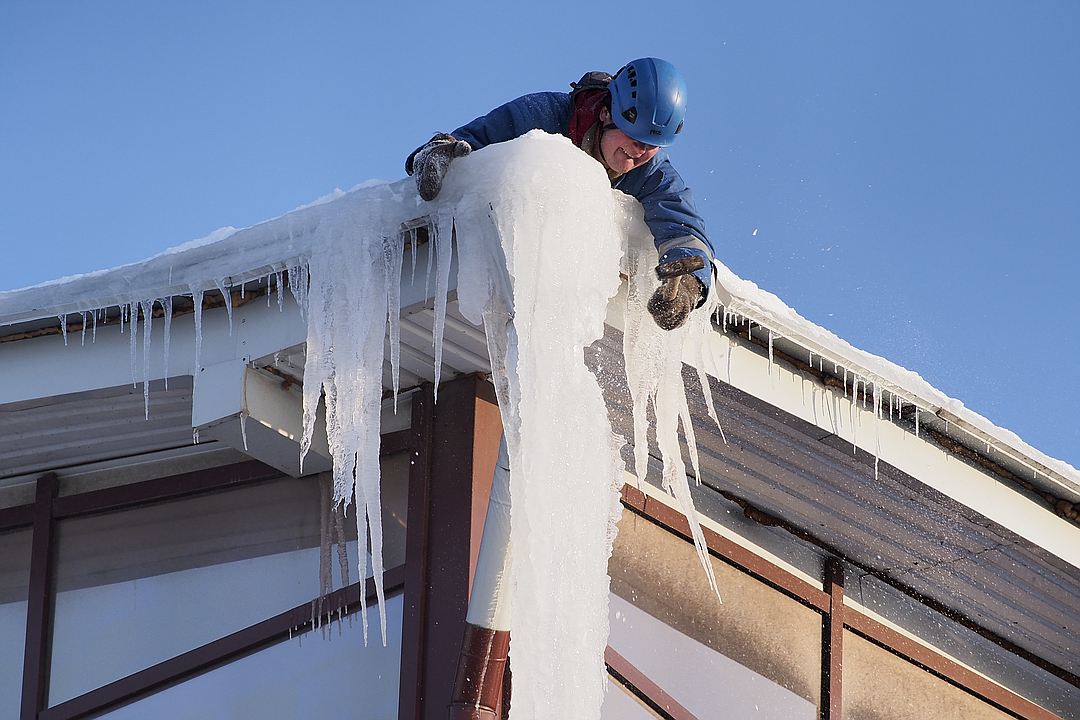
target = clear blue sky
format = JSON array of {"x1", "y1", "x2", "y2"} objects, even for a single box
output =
[{"x1": 1, "y1": 1, "x2": 1077, "y2": 466}]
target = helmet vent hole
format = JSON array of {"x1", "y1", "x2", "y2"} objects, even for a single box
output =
[
  {"x1": 622, "y1": 107, "x2": 637, "y2": 124},
  {"x1": 675, "y1": 120, "x2": 684, "y2": 134}
]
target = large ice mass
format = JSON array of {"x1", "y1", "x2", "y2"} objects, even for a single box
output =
[{"x1": 448, "y1": 133, "x2": 631, "y2": 717}]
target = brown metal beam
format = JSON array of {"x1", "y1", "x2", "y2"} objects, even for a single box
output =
[
  {"x1": 621, "y1": 481, "x2": 1064, "y2": 720},
  {"x1": 821, "y1": 559, "x2": 844, "y2": 720},
  {"x1": 605, "y1": 646, "x2": 700, "y2": 720},
  {"x1": 397, "y1": 375, "x2": 502, "y2": 720},
  {"x1": 844, "y1": 611, "x2": 1060, "y2": 720},
  {"x1": 40, "y1": 566, "x2": 406, "y2": 720},
  {"x1": 721, "y1": 483, "x2": 1080, "y2": 690},
  {"x1": 51, "y1": 460, "x2": 281, "y2": 519},
  {"x1": 399, "y1": 384, "x2": 435, "y2": 720},
  {"x1": 619, "y1": 482, "x2": 831, "y2": 612},
  {"x1": 380, "y1": 428, "x2": 414, "y2": 457},
  {"x1": 421, "y1": 375, "x2": 489, "y2": 720},
  {"x1": 49, "y1": 435, "x2": 407, "y2": 522},
  {"x1": 0, "y1": 502, "x2": 34, "y2": 531},
  {"x1": 20, "y1": 472, "x2": 58, "y2": 720}
]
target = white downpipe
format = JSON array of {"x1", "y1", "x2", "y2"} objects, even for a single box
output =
[{"x1": 466, "y1": 435, "x2": 513, "y2": 631}]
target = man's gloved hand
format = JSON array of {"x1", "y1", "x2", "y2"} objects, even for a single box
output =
[
  {"x1": 405, "y1": 133, "x2": 472, "y2": 201},
  {"x1": 647, "y1": 256, "x2": 706, "y2": 331}
]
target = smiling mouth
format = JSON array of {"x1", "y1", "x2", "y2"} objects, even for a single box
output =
[{"x1": 620, "y1": 148, "x2": 644, "y2": 161}]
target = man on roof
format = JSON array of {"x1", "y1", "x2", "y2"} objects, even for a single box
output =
[
  {"x1": 407, "y1": 58, "x2": 716, "y2": 720},
  {"x1": 407, "y1": 57, "x2": 716, "y2": 333}
]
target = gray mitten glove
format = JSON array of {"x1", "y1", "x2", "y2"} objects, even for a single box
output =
[
  {"x1": 647, "y1": 256, "x2": 706, "y2": 331},
  {"x1": 405, "y1": 133, "x2": 472, "y2": 201}
]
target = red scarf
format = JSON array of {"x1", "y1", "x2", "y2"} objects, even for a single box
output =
[{"x1": 567, "y1": 88, "x2": 609, "y2": 148}]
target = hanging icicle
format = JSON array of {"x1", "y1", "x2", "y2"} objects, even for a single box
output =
[
  {"x1": 162, "y1": 297, "x2": 173, "y2": 391},
  {"x1": 140, "y1": 299, "x2": 154, "y2": 419}
]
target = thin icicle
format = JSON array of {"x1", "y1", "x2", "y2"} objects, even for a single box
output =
[
  {"x1": 622, "y1": 224, "x2": 721, "y2": 601},
  {"x1": 214, "y1": 279, "x2": 234, "y2": 334},
  {"x1": 767, "y1": 330, "x2": 775, "y2": 373},
  {"x1": 431, "y1": 212, "x2": 454, "y2": 401},
  {"x1": 140, "y1": 299, "x2": 153, "y2": 419},
  {"x1": 409, "y1": 227, "x2": 418, "y2": 283},
  {"x1": 239, "y1": 411, "x2": 249, "y2": 451},
  {"x1": 267, "y1": 273, "x2": 273, "y2": 307},
  {"x1": 276, "y1": 270, "x2": 285, "y2": 312},
  {"x1": 191, "y1": 287, "x2": 204, "y2": 400},
  {"x1": 128, "y1": 302, "x2": 138, "y2": 389},
  {"x1": 238, "y1": 359, "x2": 250, "y2": 452},
  {"x1": 92, "y1": 308, "x2": 98, "y2": 343},
  {"x1": 872, "y1": 382, "x2": 881, "y2": 480},
  {"x1": 58, "y1": 314, "x2": 68, "y2": 346},
  {"x1": 80, "y1": 312, "x2": 86, "y2": 346},
  {"x1": 288, "y1": 263, "x2": 309, "y2": 319},
  {"x1": 162, "y1": 297, "x2": 173, "y2": 391},
  {"x1": 850, "y1": 381, "x2": 857, "y2": 454},
  {"x1": 383, "y1": 235, "x2": 404, "y2": 409},
  {"x1": 425, "y1": 221, "x2": 435, "y2": 300}
]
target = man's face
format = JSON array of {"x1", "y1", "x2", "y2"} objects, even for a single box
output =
[{"x1": 598, "y1": 107, "x2": 659, "y2": 175}]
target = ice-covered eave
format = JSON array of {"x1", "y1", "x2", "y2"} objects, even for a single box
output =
[
  {"x1": 0, "y1": 140, "x2": 1075, "y2": 510},
  {"x1": 0, "y1": 179, "x2": 418, "y2": 328},
  {"x1": 702, "y1": 263, "x2": 1080, "y2": 508}
]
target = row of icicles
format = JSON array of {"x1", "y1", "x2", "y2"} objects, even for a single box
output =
[
  {"x1": 52, "y1": 264, "x2": 309, "y2": 421},
  {"x1": 45, "y1": 260, "x2": 1044, "y2": 491},
  {"x1": 714, "y1": 306, "x2": 1026, "y2": 480}
]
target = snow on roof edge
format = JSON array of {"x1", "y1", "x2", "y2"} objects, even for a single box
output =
[{"x1": 0, "y1": 179, "x2": 409, "y2": 326}]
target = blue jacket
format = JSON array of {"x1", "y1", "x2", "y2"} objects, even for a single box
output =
[{"x1": 452, "y1": 92, "x2": 715, "y2": 293}]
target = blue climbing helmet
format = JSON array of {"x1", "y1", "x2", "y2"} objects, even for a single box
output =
[{"x1": 609, "y1": 57, "x2": 687, "y2": 147}]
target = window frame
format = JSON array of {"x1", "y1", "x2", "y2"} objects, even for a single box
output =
[{"x1": 7, "y1": 428, "x2": 413, "y2": 720}]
